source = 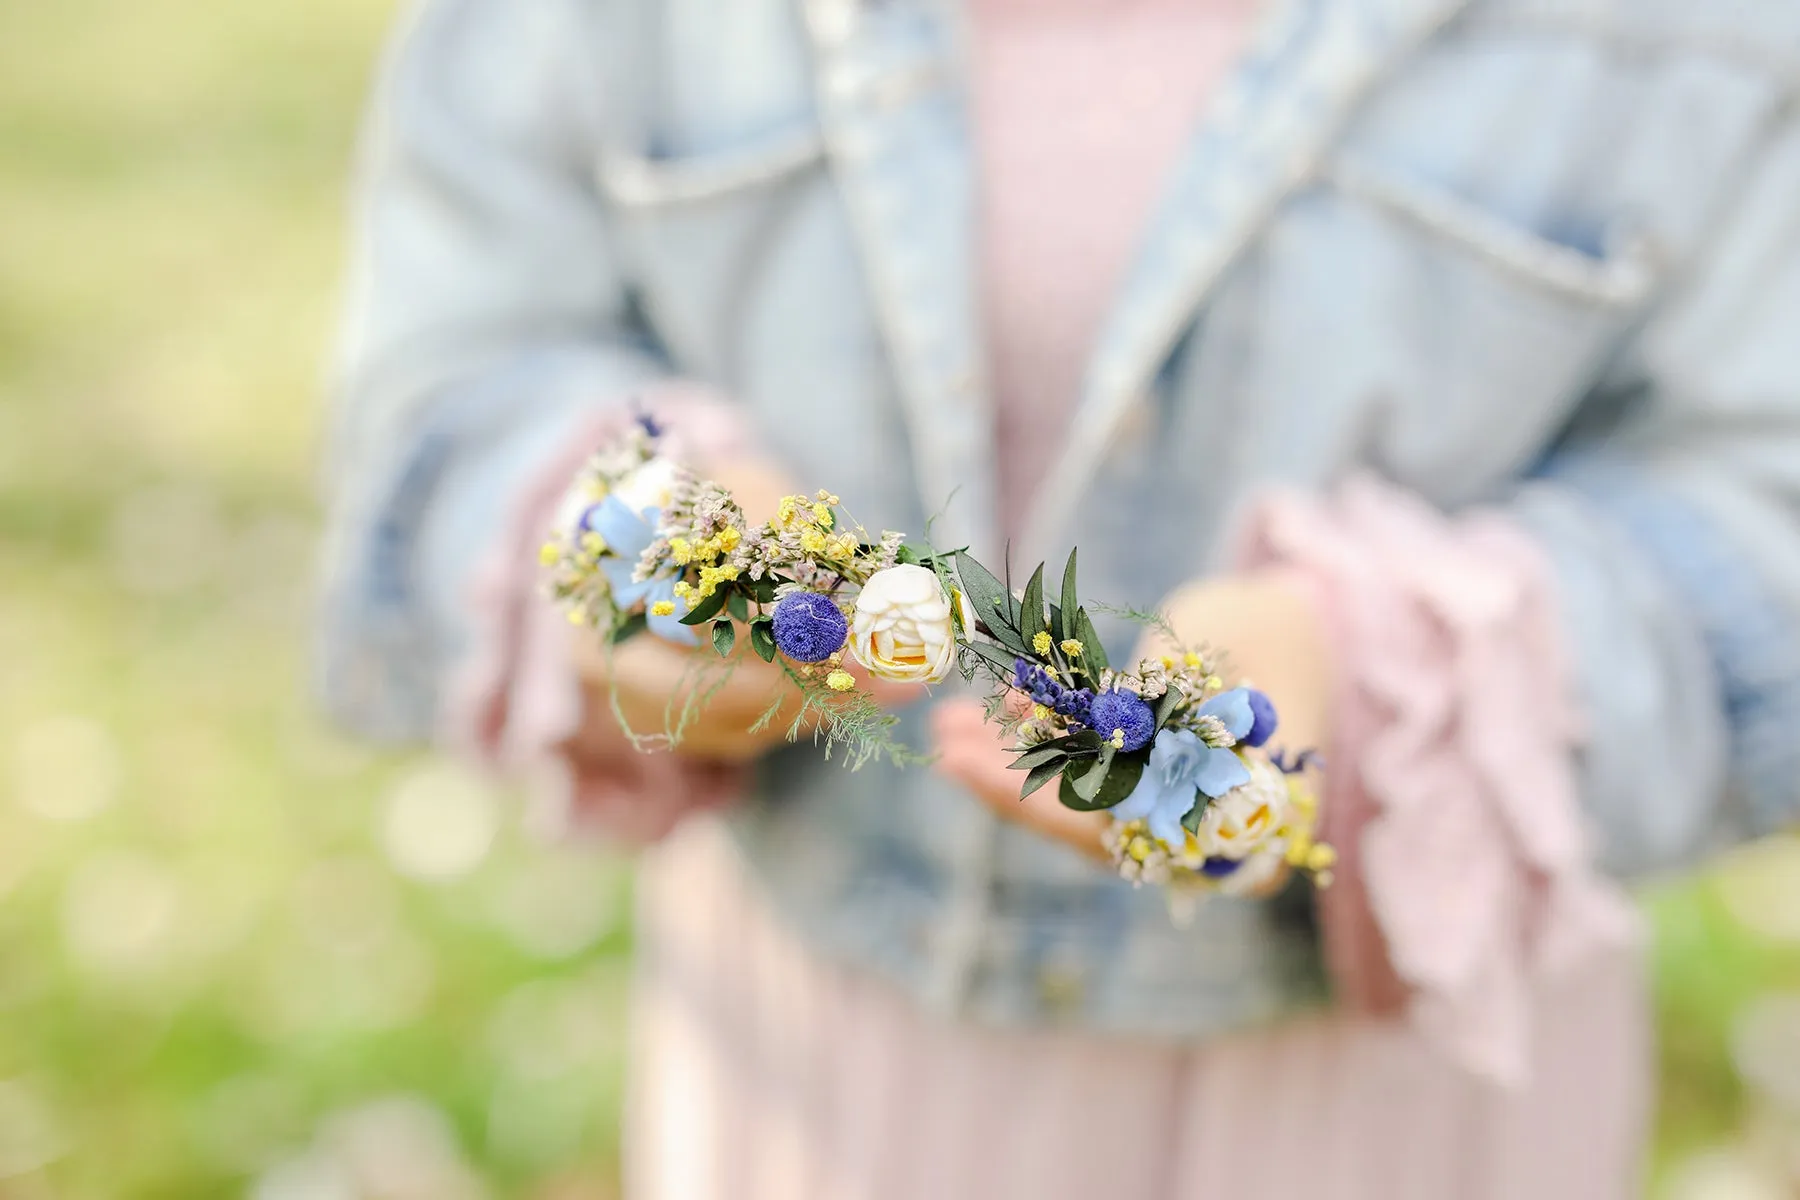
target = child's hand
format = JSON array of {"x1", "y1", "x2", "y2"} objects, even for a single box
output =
[
  {"x1": 931, "y1": 698, "x2": 1113, "y2": 862},
  {"x1": 931, "y1": 570, "x2": 1333, "y2": 877},
  {"x1": 568, "y1": 457, "x2": 915, "y2": 762}
]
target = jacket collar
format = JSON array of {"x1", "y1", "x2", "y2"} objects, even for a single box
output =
[{"x1": 800, "y1": 0, "x2": 1471, "y2": 561}]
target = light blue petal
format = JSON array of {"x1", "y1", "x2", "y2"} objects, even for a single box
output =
[
  {"x1": 1192, "y1": 746, "x2": 1252, "y2": 798},
  {"x1": 601, "y1": 559, "x2": 658, "y2": 609},
  {"x1": 645, "y1": 579, "x2": 698, "y2": 646},
  {"x1": 1199, "y1": 688, "x2": 1255, "y2": 740},
  {"x1": 1146, "y1": 787, "x2": 1197, "y2": 848},
  {"x1": 1109, "y1": 771, "x2": 1166, "y2": 824},
  {"x1": 586, "y1": 495, "x2": 652, "y2": 556}
]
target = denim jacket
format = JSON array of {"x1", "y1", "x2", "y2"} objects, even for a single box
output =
[{"x1": 320, "y1": 0, "x2": 1800, "y2": 1037}]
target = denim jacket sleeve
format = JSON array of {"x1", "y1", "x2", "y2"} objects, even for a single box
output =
[
  {"x1": 1511, "y1": 109, "x2": 1800, "y2": 876},
  {"x1": 316, "y1": 0, "x2": 670, "y2": 740}
]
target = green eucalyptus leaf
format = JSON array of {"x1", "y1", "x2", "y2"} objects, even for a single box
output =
[
  {"x1": 954, "y1": 551, "x2": 1015, "y2": 631},
  {"x1": 1060, "y1": 747, "x2": 1146, "y2": 811},
  {"x1": 1020, "y1": 759, "x2": 1064, "y2": 800},
  {"x1": 1154, "y1": 682, "x2": 1185, "y2": 731},
  {"x1": 1068, "y1": 745, "x2": 1114, "y2": 803},
  {"x1": 961, "y1": 640, "x2": 1022, "y2": 677},
  {"x1": 610, "y1": 612, "x2": 647, "y2": 645},
  {"x1": 1180, "y1": 797, "x2": 1208, "y2": 836},
  {"x1": 749, "y1": 621, "x2": 778, "y2": 663},
  {"x1": 1007, "y1": 745, "x2": 1069, "y2": 772},
  {"x1": 711, "y1": 621, "x2": 736, "y2": 657},
  {"x1": 1058, "y1": 548, "x2": 1080, "y2": 646},
  {"x1": 1074, "y1": 608, "x2": 1109, "y2": 672},
  {"x1": 726, "y1": 590, "x2": 750, "y2": 623},
  {"x1": 678, "y1": 586, "x2": 730, "y2": 626},
  {"x1": 747, "y1": 577, "x2": 780, "y2": 604},
  {"x1": 1019, "y1": 563, "x2": 1048, "y2": 647}
]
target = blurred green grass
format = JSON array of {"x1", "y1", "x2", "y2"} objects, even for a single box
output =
[{"x1": 1, "y1": 1, "x2": 1798, "y2": 1196}]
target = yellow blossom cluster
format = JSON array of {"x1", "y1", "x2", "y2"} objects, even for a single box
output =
[{"x1": 668, "y1": 523, "x2": 741, "y2": 566}]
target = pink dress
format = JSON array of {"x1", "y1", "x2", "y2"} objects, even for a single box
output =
[{"x1": 462, "y1": 1, "x2": 1653, "y2": 1194}]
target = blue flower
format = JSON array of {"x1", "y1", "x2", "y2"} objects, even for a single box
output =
[
  {"x1": 1197, "y1": 687, "x2": 1256, "y2": 741},
  {"x1": 584, "y1": 495, "x2": 696, "y2": 646},
  {"x1": 1243, "y1": 688, "x2": 1279, "y2": 748},
  {"x1": 771, "y1": 591, "x2": 848, "y2": 662},
  {"x1": 1110, "y1": 727, "x2": 1252, "y2": 847},
  {"x1": 1089, "y1": 689, "x2": 1155, "y2": 751},
  {"x1": 1012, "y1": 658, "x2": 1094, "y2": 725}
]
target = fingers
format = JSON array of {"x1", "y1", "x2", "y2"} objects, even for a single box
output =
[{"x1": 929, "y1": 700, "x2": 1112, "y2": 864}]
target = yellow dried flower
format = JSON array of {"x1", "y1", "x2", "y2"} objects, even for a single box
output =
[
  {"x1": 538, "y1": 541, "x2": 562, "y2": 566},
  {"x1": 650, "y1": 600, "x2": 676, "y2": 617},
  {"x1": 1031, "y1": 630, "x2": 1053, "y2": 655},
  {"x1": 1060, "y1": 639, "x2": 1084, "y2": 657},
  {"x1": 826, "y1": 670, "x2": 856, "y2": 692}
]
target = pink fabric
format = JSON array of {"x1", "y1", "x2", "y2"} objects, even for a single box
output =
[
  {"x1": 627, "y1": 820, "x2": 1650, "y2": 1200},
  {"x1": 1234, "y1": 475, "x2": 1643, "y2": 1086},
  {"x1": 971, "y1": 0, "x2": 1259, "y2": 532},
  {"x1": 445, "y1": 386, "x2": 753, "y2": 841}
]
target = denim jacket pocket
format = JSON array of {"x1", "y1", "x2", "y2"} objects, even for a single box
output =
[
  {"x1": 1301, "y1": 154, "x2": 1664, "y2": 501},
  {"x1": 1322, "y1": 154, "x2": 1660, "y2": 310},
  {"x1": 595, "y1": 120, "x2": 826, "y2": 209}
]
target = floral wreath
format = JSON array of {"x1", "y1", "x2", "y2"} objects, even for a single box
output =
[{"x1": 541, "y1": 419, "x2": 1332, "y2": 900}]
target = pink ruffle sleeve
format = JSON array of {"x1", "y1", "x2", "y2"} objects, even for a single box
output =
[
  {"x1": 445, "y1": 385, "x2": 756, "y2": 843},
  {"x1": 1235, "y1": 473, "x2": 1641, "y2": 1086}
]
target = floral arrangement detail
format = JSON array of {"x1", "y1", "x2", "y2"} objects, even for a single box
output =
[{"x1": 542, "y1": 421, "x2": 1331, "y2": 897}]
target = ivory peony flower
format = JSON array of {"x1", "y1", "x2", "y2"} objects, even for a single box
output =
[
  {"x1": 847, "y1": 565, "x2": 971, "y2": 684},
  {"x1": 1192, "y1": 759, "x2": 1292, "y2": 861}
]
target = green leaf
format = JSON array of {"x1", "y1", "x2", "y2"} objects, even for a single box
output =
[
  {"x1": 1019, "y1": 562, "x2": 1048, "y2": 648},
  {"x1": 726, "y1": 590, "x2": 750, "y2": 623},
  {"x1": 711, "y1": 621, "x2": 736, "y2": 657},
  {"x1": 960, "y1": 639, "x2": 1021, "y2": 677},
  {"x1": 746, "y1": 577, "x2": 780, "y2": 604},
  {"x1": 1059, "y1": 747, "x2": 1147, "y2": 811},
  {"x1": 1058, "y1": 548, "x2": 1080, "y2": 646},
  {"x1": 1019, "y1": 759, "x2": 1064, "y2": 800},
  {"x1": 678, "y1": 586, "x2": 730, "y2": 626},
  {"x1": 1068, "y1": 744, "x2": 1115, "y2": 803},
  {"x1": 955, "y1": 551, "x2": 1016, "y2": 632},
  {"x1": 896, "y1": 543, "x2": 921, "y2": 565},
  {"x1": 749, "y1": 621, "x2": 778, "y2": 663},
  {"x1": 1154, "y1": 682, "x2": 1185, "y2": 731},
  {"x1": 610, "y1": 612, "x2": 647, "y2": 644},
  {"x1": 1007, "y1": 744, "x2": 1069, "y2": 772},
  {"x1": 1180, "y1": 797, "x2": 1209, "y2": 836},
  {"x1": 1074, "y1": 607, "x2": 1109, "y2": 672}
]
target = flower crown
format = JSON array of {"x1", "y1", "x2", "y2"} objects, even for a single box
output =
[{"x1": 543, "y1": 421, "x2": 1331, "y2": 899}]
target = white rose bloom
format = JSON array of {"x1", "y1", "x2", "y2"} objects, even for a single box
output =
[
  {"x1": 847, "y1": 565, "x2": 972, "y2": 684},
  {"x1": 1193, "y1": 759, "x2": 1292, "y2": 861},
  {"x1": 611, "y1": 456, "x2": 681, "y2": 514}
]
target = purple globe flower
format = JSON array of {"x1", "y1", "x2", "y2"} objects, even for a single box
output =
[
  {"x1": 1243, "y1": 688, "x2": 1279, "y2": 748},
  {"x1": 1090, "y1": 689, "x2": 1155, "y2": 752},
  {"x1": 771, "y1": 592, "x2": 848, "y2": 663}
]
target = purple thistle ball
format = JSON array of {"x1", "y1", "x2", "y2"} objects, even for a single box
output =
[
  {"x1": 771, "y1": 591, "x2": 848, "y2": 663},
  {"x1": 1089, "y1": 689, "x2": 1156, "y2": 752},
  {"x1": 1243, "y1": 688, "x2": 1279, "y2": 748}
]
